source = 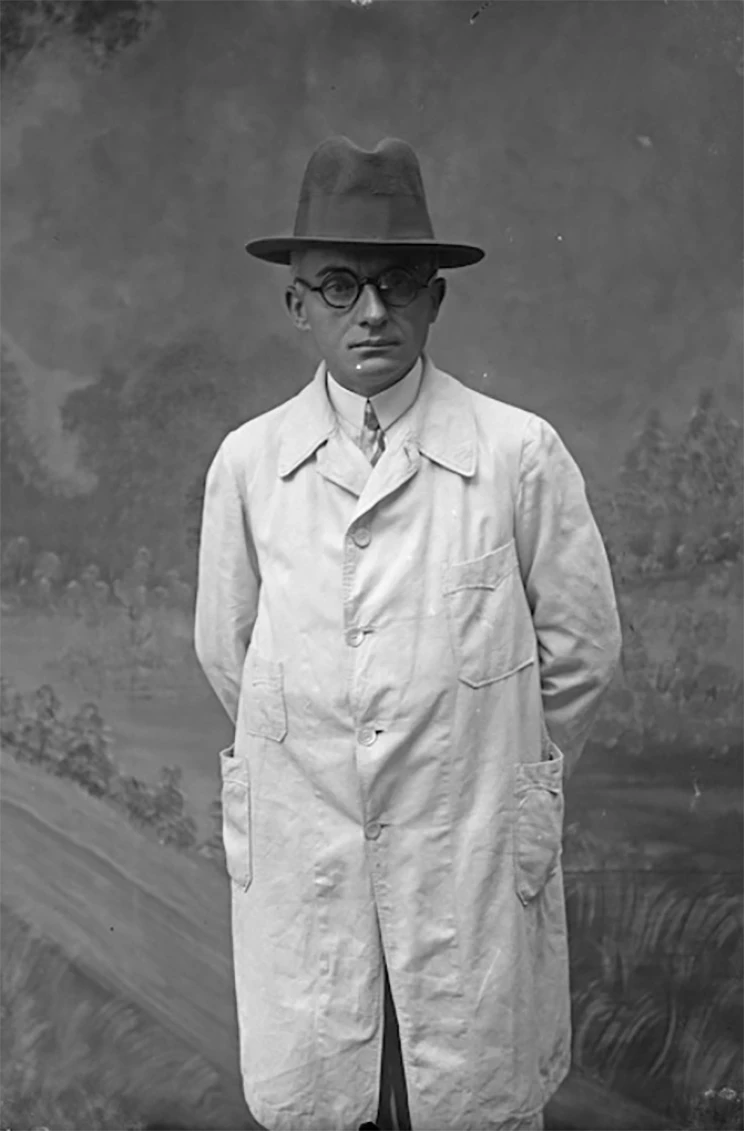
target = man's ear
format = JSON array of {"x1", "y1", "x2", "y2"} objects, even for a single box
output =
[
  {"x1": 285, "y1": 283, "x2": 311, "y2": 332},
  {"x1": 428, "y1": 276, "x2": 447, "y2": 324}
]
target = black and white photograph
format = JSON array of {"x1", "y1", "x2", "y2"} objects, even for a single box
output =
[{"x1": 1, "y1": 3, "x2": 742, "y2": 1130}]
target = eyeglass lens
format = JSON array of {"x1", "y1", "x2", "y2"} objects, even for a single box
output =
[{"x1": 321, "y1": 269, "x2": 422, "y2": 308}]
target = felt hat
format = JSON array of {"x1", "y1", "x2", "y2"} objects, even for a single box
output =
[{"x1": 245, "y1": 136, "x2": 485, "y2": 269}]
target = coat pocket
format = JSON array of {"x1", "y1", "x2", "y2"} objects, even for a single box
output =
[
  {"x1": 442, "y1": 539, "x2": 535, "y2": 688},
  {"x1": 514, "y1": 743, "x2": 565, "y2": 905},
  {"x1": 241, "y1": 652, "x2": 288, "y2": 742},
  {"x1": 219, "y1": 744, "x2": 252, "y2": 891}
]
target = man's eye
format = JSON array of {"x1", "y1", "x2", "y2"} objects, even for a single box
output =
[
  {"x1": 324, "y1": 275, "x2": 355, "y2": 295},
  {"x1": 380, "y1": 270, "x2": 411, "y2": 287},
  {"x1": 379, "y1": 270, "x2": 416, "y2": 295}
]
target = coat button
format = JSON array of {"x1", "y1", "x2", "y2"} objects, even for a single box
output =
[
  {"x1": 346, "y1": 627, "x2": 364, "y2": 647},
  {"x1": 352, "y1": 527, "x2": 371, "y2": 548},
  {"x1": 358, "y1": 727, "x2": 377, "y2": 746},
  {"x1": 365, "y1": 821, "x2": 382, "y2": 840}
]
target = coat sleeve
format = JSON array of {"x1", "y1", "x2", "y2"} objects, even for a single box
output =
[
  {"x1": 194, "y1": 434, "x2": 260, "y2": 725},
  {"x1": 514, "y1": 414, "x2": 622, "y2": 776}
]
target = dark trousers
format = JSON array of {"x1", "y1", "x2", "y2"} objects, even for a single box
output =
[{"x1": 376, "y1": 961, "x2": 412, "y2": 1131}]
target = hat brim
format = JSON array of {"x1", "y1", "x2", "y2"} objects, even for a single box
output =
[{"x1": 245, "y1": 237, "x2": 485, "y2": 269}]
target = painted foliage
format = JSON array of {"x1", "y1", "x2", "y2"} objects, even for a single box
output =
[{"x1": 1, "y1": 3, "x2": 741, "y2": 1129}]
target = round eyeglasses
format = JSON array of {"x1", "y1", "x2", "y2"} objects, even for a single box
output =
[{"x1": 293, "y1": 267, "x2": 435, "y2": 311}]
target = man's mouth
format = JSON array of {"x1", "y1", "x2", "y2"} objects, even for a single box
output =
[{"x1": 351, "y1": 340, "x2": 397, "y2": 349}]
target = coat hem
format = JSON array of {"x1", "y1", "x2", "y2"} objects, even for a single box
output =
[
  {"x1": 540, "y1": 1052, "x2": 571, "y2": 1109},
  {"x1": 247, "y1": 1095, "x2": 379, "y2": 1131},
  {"x1": 244, "y1": 1057, "x2": 570, "y2": 1131}
]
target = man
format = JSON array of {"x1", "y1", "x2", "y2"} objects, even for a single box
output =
[{"x1": 194, "y1": 137, "x2": 622, "y2": 1131}]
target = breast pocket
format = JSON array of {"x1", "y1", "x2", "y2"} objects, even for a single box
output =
[
  {"x1": 241, "y1": 652, "x2": 288, "y2": 742},
  {"x1": 513, "y1": 743, "x2": 565, "y2": 905},
  {"x1": 219, "y1": 745, "x2": 252, "y2": 891},
  {"x1": 442, "y1": 539, "x2": 535, "y2": 688}
]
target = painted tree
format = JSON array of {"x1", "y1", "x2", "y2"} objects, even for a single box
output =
[
  {"x1": 57, "y1": 700, "x2": 115, "y2": 796},
  {"x1": 0, "y1": 0, "x2": 157, "y2": 72},
  {"x1": 615, "y1": 406, "x2": 673, "y2": 569},
  {"x1": 666, "y1": 388, "x2": 743, "y2": 570},
  {"x1": 0, "y1": 348, "x2": 50, "y2": 507},
  {"x1": 1, "y1": 535, "x2": 32, "y2": 588},
  {"x1": 612, "y1": 391, "x2": 742, "y2": 579}
]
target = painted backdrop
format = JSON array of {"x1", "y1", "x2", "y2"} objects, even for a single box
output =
[{"x1": 1, "y1": 3, "x2": 742, "y2": 1130}]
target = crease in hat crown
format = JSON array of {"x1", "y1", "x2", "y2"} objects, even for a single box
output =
[{"x1": 245, "y1": 136, "x2": 484, "y2": 269}]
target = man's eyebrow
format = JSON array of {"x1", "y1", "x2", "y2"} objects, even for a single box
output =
[
  {"x1": 312, "y1": 262, "x2": 405, "y2": 280},
  {"x1": 314, "y1": 264, "x2": 354, "y2": 278}
]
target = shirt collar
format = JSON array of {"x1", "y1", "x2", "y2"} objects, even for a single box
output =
[
  {"x1": 326, "y1": 357, "x2": 423, "y2": 433},
  {"x1": 277, "y1": 355, "x2": 476, "y2": 479}
]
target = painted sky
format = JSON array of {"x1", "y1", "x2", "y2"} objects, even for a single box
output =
[{"x1": 1, "y1": 0, "x2": 742, "y2": 492}]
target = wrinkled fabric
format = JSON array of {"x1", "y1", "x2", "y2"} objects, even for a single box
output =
[{"x1": 194, "y1": 358, "x2": 622, "y2": 1131}]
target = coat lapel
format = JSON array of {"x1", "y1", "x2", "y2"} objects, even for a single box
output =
[
  {"x1": 351, "y1": 357, "x2": 478, "y2": 525},
  {"x1": 316, "y1": 432, "x2": 369, "y2": 498},
  {"x1": 277, "y1": 363, "x2": 336, "y2": 480},
  {"x1": 412, "y1": 358, "x2": 477, "y2": 479},
  {"x1": 350, "y1": 438, "x2": 422, "y2": 527}
]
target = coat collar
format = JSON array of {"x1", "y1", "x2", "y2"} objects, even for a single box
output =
[
  {"x1": 409, "y1": 356, "x2": 477, "y2": 477},
  {"x1": 277, "y1": 363, "x2": 337, "y2": 478},
  {"x1": 277, "y1": 355, "x2": 477, "y2": 479}
]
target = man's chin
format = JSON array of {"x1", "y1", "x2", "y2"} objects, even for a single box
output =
[{"x1": 338, "y1": 353, "x2": 412, "y2": 393}]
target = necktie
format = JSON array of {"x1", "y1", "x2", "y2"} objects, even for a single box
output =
[{"x1": 360, "y1": 400, "x2": 386, "y2": 467}]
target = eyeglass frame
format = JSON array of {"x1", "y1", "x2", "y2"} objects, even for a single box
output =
[{"x1": 292, "y1": 265, "x2": 438, "y2": 311}]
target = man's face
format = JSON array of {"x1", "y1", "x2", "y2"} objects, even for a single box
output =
[{"x1": 285, "y1": 246, "x2": 446, "y2": 396}]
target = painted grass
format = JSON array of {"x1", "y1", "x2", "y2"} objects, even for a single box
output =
[
  {"x1": 567, "y1": 869, "x2": 743, "y2": 1128},
  {"x1": 0, "y1": 906, "x2": 252, "y2": 1131}
]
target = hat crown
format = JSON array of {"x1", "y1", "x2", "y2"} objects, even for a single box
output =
[
  {"x1": 293, "y1": 136, "x2": 435, "y2": 242},
  {"x1": 299, "y1": 136, "x2": 426, "y2": 200}
]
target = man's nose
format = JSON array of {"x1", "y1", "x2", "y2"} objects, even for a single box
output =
[{"x1": 356, "y1": 283, "x2": 388, "y2": 323}]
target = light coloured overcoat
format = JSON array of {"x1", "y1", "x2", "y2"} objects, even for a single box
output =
[{"x1": 194, "y1": 357, "x2": 622, "y2": 1131}]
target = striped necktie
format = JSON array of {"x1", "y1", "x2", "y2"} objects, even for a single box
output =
[{"x1": 360, "y1": 399, "x2": 386, "y2": 467}]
